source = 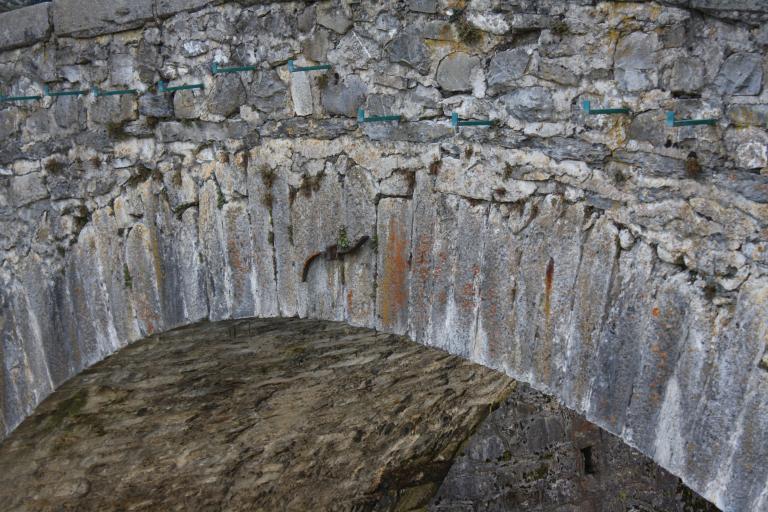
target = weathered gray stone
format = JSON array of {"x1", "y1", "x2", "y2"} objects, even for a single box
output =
[
  {"x1": 321, "y1": 75, "x2": 366, "y2": 117},
  {"x1": 409, "y1": 0, "x2": 437, "y2": 14},
  {"x1": 316, "y1": 2, "x2": 351, "y2": 34},
  {"x1": 487, "y1": 48, "x2": 530, "y2": 94},
  {"x1": 156, "y1": 0, "x2": 213, "y2": 17},
  {"x1": 207, "y1": 74, "x2": 246, "y2": 118},
  {"x1": 533, "y1": 58, "x2": 580, "y2": 86},
  {"x1": 302, "y1": 29, "x2": 330, "y2": 62},
  {"x1": 500, "y1": 86, "x2": 554, "y2": 121},
  {"x1": 173, "y1": 90, "x2": 202, "y2": 119},
  {"x1": 247, "y1": 69, "x2": 287, "y2": 113},
  {"x1": 289, "y1": 70, "x2": 313, "y2": 117},
  {"x1": 11, "y1": 172, "x2": 47, "y2": 207},
  {"x1": 668, "y1": 57, "x2": 705, "y2": 93},
  {"x1": 88, "y1": 94, "x2": 137, "y2": 126},
  {"x1": 727, "y1": 103, "x2": 768, "y2": 126},
  {"x1": 385, "y1": 33, "x2": 431, "y2": 74},
  {"x1": 138, "y1": 93, "x2": 173, "y2": 118},
  {"x1": 52, "y1": 0, "x2": 154, "y2": 37},
  {"x1": 615, "y1": 32, "x2": 658, "y2": 91},
  {"x1": 713, "y1": 52, "x2": 763, "y2": 95},
  {"x1": 435, "y1": 52, "x2": 479, "y2": 92},
  {"x1": 0, "y1": 3, "x2": 49, "y2": 51}
]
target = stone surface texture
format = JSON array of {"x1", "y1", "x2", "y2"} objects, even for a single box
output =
[
  {"x1": 0, "y1": 1, "x2": 767, "y2": 511},
  {"x1": 431, "y1": 382, "x2": 718, "y2": 511},
  {"x1": 0, "y1": 318, "x2": 512, "y2": 511},
  {"x1": 0, "y1": 318, "x2": 717, "y2": 511}
]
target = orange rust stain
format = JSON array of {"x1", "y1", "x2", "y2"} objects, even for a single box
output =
[
  {"x1": 652, "y1": 307, "x2": 660, "y2": 318},
  {"x1": 544, "y1": 257, "x2": 554, "y2": 321},
  {"x1": 347, "y1": 289, "x2": 354, "y2": 312},
  {"x1": 379, "y1": 216, "x2": 409, "y2": 328}
]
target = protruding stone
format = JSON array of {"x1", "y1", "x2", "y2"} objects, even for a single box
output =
[
  {"x1": 386, "y1": 33, "x2": 431, "y2": 74},
  {"x1": 316, "y1": 3, "x2": 352, "y2": 34},
  {"x1": 436, "y1": 52, "x2": 479, "y2": 93},
  {"x1": 0, "y1": 3, "x2": 50, "y2": 51},
  {"x1": 139, "y1": 94, "x2": 173, "y2": 118},
  {"x1": 714, "y1": 52, "x2": 763, "y2": 95},
  {"x1": 289, "y1": 70, "x2": 313, "y2": 117},
  {"x1": 321, "y1": 76, "x2": 367, "y2": 117},
  {"x1": 487, "y1": 49, "x2": 530, "y2": 94},
  {"x1": 615, "y1": 32, "x2": 658, "y2": 91},
  {"x1": 409, "y1": 0, "x2": 437, "y2": 14},
  {"x1": 668, "y1": 57, "x2": 705, "y2": 94},
  {"x1": 53, "y1": 0, "x2": 153, "y2": 37},
  {"x1": 207, "y1": 74, "x2": 246, "y2": 118}
]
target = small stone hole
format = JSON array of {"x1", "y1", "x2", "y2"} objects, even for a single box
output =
[{"x1": 581, "y1": 446, "x2": 596, "y2": 475}]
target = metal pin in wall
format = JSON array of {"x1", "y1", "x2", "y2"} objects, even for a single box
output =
[
  {"x1": 666, "y1": 111, "x2": 717, "y2": 127},
  {"x1": 157, "y1": 81, "x2": 204, "y2": 93},
  {"x1": 451, "y1": 112, "x2": 494, "y2": 127},
  {"x1": 287, "y1": 59, "x2": 332, "y2": 73},
  {"x1": 44, "y1": 85, "x2": 88, "y2": 97},
  {"x1": 211, "y1": 62, "x2": 257, "y2": 74},
  {"x1": 92, "y1": 86, "x2": 138, "y2": 97},
  {"x1": 0, "y1": 92, "x2": 41, "y2": 102},
  {"x1": 582, "y1": 100, "x2": 630, "y2": 115},
  {"x1": 357, "y1": 108, "x2": 401, "y2": 123}
]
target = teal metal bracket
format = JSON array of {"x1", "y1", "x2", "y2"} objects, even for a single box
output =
[
  {"x1": 0, "y1": 93, "x2": 41, "y2": 102},
  {"x1": 582, "y1": 100, "x2": 630, "y2": 115},
  {"x1": 211, "y1": 62, "x2": 257, "y2": 74},
  {"x1": 288, "y1": 59, "x2": 331, "y2": 73},
  {"x1": 92, "y1": 86, "x2": 137, "y2": 97},
  {"x1": 666, "y1": 111, "x2": 717, "y2": 127},
  {"x1": 357, "y1": 108, "x2": 401, "y2": 123},
  {"x1": 158, "y1": 80, "x2": 204, "y2": 93},
  {"x1": 451, "y1": 112, "x2": 493, "y2": 127},
  {"x1": 44, "y1": 85, "x2": 87, "y2": 97}
]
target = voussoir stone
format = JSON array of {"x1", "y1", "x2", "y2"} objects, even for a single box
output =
[
  {"x1": 53, "y1": 0, "x2": 154, "y2": 37},
  {"x1": 436, "y1": 52, "x2": 479, "y2": 93},
  {"x1": 0, "y1": 2, "x2": 50, "y2": 51}
]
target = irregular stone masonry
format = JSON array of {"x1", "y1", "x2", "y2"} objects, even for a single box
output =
[{"x1": 0, "y1": 0, "x2": 767, "y2": 510}]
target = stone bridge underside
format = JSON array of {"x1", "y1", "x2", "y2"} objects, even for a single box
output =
[
  {"x1": 0, "y1": 1, "x2": 767, "y2": 511},
  {"x1": 0, "y1": 317, "x2": 719, "y2": 511}
]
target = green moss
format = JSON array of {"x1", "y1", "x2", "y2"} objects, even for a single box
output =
[
  {"x1": 456, "y1": 18, "x2": 483, "y2": 45},
  {"x1": 123, "y1": 264, "x2": 132, "y2": 289},
  {"x1": 216, "y1": 185, "x2": 225, "y2": 209},
  {"x1": 337, "y1": 226, "x2": 350, "y2": 251}
]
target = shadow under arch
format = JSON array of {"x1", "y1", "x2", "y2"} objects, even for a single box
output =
[{"x1": 0, "y1": 316, "x2": 718, "y2": 511}]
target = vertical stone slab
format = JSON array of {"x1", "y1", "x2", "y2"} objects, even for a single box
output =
[
  {"x1": 560, "y1": 216, "x2": 619, "y2": 410},
  {"x1": 587, "y1": 241, "x2": 655, "y2": 433},
  {"x1": 685, "y1": 275, "x2": 768, "y2": 505},
  {"x1": 289, "y1": 71, "x2": 313, "y2": 116},
  {"x1": 177, "y1": 208, "x2": 210, "y2": 322},
  {"x1": 198, "y1": 180, "x2": 230, "y2": 321},
  {"x1": 408, "y1": 173, "x2": 438, "y2": 344},
  {"x1": 124, "y1": 222, "x2": 164, "y2": 337},
  {"x1": 222, "y1": 201, "x2": 257, "y2": 319},
  {"x1": 271, "y1": 171, "x2": 300, "y2": 317},
  {"x1": 376, "y1": 198, "x2": 412, "y2": 335},
  {"x1": 622, "y1": 273, "x2": 689, "y2": 452},
  {"x1": 473, "y1": 203, "x2": 525, "y2": 370},
  {"x1": 245, "y1": 157, "x2": 279, "y2": 318},
  {"x1": 444, "y1": 199, "x2": 488, "y2": 359}
]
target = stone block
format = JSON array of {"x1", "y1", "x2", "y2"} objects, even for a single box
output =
[
  {"x1": 321, "y1": 76, "x2": 366, "y2": 117},
  {"x1": 0, "y1": 2, "x2": 50, "y2": 51},
  {"x1": 156, "y1": 0, "x2": 214, "y2": 17},
  {"x1": 667, "y1": 57, "x2": 705, "y2": 94},
  {"x1": 487, "y1": 49, "x2": 530, "y2": 95},
  {"x1": 316, "y1": 2, "x2": 351, "y2": 34},
  {"x1": 714, "y1": 52, "x2": 763, "y2": 95},
  {"x1": 385, "y1": 33, "x2": 431, "y2": 74},
  {"x1": 53, "y1": 0, "x2": 153, "y2": 37},
  {"x1": 614, "y1": 32, "x2": 658, "y2": 91},
  {"x1": 436, "y1": 52, "x2": 480, "y2": 92}
]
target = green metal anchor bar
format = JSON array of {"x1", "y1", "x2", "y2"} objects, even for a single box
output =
[
  {"x1": 358, "y1": 108, "x2": 401, "y2": 123},
  {"x1": 666, "y1": 111, "x2": 717, "y2": 127},
  {"x1": 288, "y1": 59, "x2": 331, "y2": 73},
  {"x1": 582, "y1": 100, "x2": 630, "y2": 115},
  {"x1": 211, "y1": 62, "x2": 257, "y2": 74},
  {"x1": 0, "y1": 93, "x2": 41, "y2": 102},
  {"x1": 92, "y1": 86, "x2": 137, "y2": 97},
  {"x1": 451, "y1": 112, "x2": 493, "y2": 127},
  {"x1": 158, "y1": 81, "x2": 204, "y2": 93},
  {"x1": 44, "y1": 85, "x2": 87, "y2": 97}
]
